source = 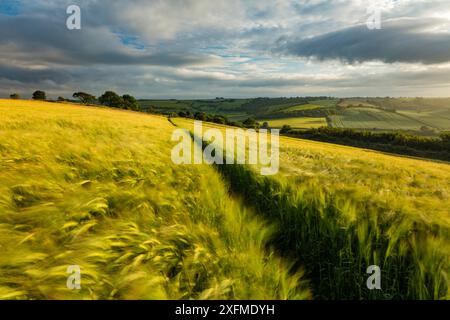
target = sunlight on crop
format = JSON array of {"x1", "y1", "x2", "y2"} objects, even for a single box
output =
[
  {"x1": 174, "y1": 117, "x2": 450, "y2": 299},
  {"x1": 0, "y1": 100, "x2": 310, "y2": 300}
]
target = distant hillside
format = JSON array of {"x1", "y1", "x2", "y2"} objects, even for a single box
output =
[{"x1": 141, "y1": 97, "x2": 450, "y2": 133}]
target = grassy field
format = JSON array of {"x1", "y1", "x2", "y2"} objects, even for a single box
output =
[
  {"x1": 328, "y1": 107, "x2": 428, "y2": 130},
  {"x1": 279, "y1": 104, "x2": 323, "y2": 113},
  {"x1": 337, "y1": 100, "x2": 377, "y2": 108},
  {"x1": 0, "y1": 100, "x2": 309, "y2": 300},
  {"x1": 174, "y1": 118, "x2": 450, "y2": 299},
  {"x1": 308, "y1": 99, "x2": 339, "y2": 108},
  {"x1": 336, "y1": 98, "x2": 450, "y2": 131},
  {"x1": 139, "y1": 99, "x2": 250, "y2": 115},
  {"x1": 259, "y1": 117, "x2": 327, "y2": 129},
  {"x1": 397, "y1": 110, "x2": 450, "y2": 130},
  {"x1": 365, "y1": 97, "x2": 450, "y2": 112}
]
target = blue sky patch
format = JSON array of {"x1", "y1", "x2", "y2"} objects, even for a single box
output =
[
  {"x1": 115, "y1": 32, "x2": 146, "y2": 50},
  {"x1": 0, "y1": 0, "x2": 21, "y2": 16}
]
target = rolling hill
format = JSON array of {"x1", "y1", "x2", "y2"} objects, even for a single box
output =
[
  {"x1": 328, "y1": 107, "x2": 427, "y2": 130},
  {"x1": 143, "y1": 97, "x2": 450, "y2": 133},
  {"x1": 0, "y1": 99, "x2": 308, "y2": 300},
  {"x1": 1, "y1": 99, "x2": 449, "y2": 300}
]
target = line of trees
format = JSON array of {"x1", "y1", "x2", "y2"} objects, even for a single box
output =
[
  {"x1": 284, "y1": 127, "x2": 450, "y2": 161},
  {"x1": 12, "y1": 90, "x2": 140, "y2": 112},
  {"x1": 98, "y1": 91, "x2": 140, "y2": 111},
  {"x1": 70, "y1": 91, "x2": 140, "y2": 111},
  {"x1": 73, "y1": 92, "x2": 96, "y2": 105},
  {"x1": 173, "y1": 110, "x2": 262, "y2": 129}
]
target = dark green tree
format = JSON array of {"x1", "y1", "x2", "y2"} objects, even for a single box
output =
[
  {"x1": 146, "y1": 105, "x2": 156, "y2": 113},
  {"x1": 280, "y1": 125, "x2": 293, "y2": 134},
  {"x1": 73, "y1": 92, "x2": 96, "y2": 105},
  {"x1": 122, "y1": 94, "x2": 140, "y2": 111},
  {"x1": 10, "y1": 93, "x2": 20, "y2": 99},
  {"x1": 194, "y1": 112, "x2": 207, "y2": 121},
  {"x1": 441, "y1": 131, "x2": 450, "y2": 144},
  {"x1": 243, "y1": 117, "x2": 259, "y2": 128},
  {"x1": 98, "y1": 91, "x2": 124, "y2": 108},
  {"x1": 212, "y1": 115, "x2": 226, "y2": 124},
  {"x1": 32, "y1": 90, "x2": 46, "y2": 100}
]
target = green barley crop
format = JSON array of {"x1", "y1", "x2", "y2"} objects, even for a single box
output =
[
  {"x1": 0, "y1": 100, "x2": 310, "y2": 300},
  {"x1": 174, "y1": 118, "x2": 450, "y2": 299}
]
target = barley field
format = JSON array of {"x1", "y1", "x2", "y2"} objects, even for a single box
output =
[
  {"x1": 1, "y1": 99, "x2": 449, "y2": 300},
  {"x1": 0, "y1": 100, "x2": 309, "y2": 300},
  {"x1": 174, "y1": 117, "x2": 450, "y2": 299}
]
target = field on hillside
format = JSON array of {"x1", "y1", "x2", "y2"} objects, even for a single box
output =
[
  {"x1": 260, "y1": 117, "x2": 327, "y2": 129},
  {"x1": 174, "y1": 118, "x2": 450, "y2": 299},
  {"x1": 397, "y1": 110, "x2": 450, "y2": 130},
  {"x1": 365, "y1": 97, "x2": 450, "y2": 112},
  {"x1": 0, "y1": 100, "x2": 309, "y2": 300},
  {"x1": 338, "y1": 98, "x2": 450, "y2": 131},
  {"x1": 308, "y1": 99, "x2": 339, "y2": 108},
  {"x1": 139, "y1": 99, "x2": 250, "y2": 116},
  {"x1": 147, "y1": 97, "x2": 450, "y2": 134},
  {"x1": 279, "y1": 104, "x2": 323, "y2": 113},
  {"x1": 328, "y1": 107, "x2": 428, "y2": 130},
  {"x1": 337, "y1": 99, "x2": 377, "y2": 108}
]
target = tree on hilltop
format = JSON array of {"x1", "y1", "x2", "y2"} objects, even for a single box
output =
[
  {"x1": 98, "y1": 91, "x2": 124, "y2": 108},
  {"x1": 73, "y1": 92, "x2": 96, "y2": 105},
  {"x1": 122, "y1": 94, "x2": 140, "y2": 111},
  {"x1": 98, "y1": 91, "x2": 141, "y2": 111},
  {"x1": 32, "y1": 90, "x2": 46, "y2": 100}
]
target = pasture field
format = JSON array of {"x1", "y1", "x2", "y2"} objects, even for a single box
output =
[
  {"x1": 139, "y1": 99, "x2": 251, "y2": 115},
  {"x1": 259, "y1": 117, "x2": 327, "y2": 129},
  {"x1": 337, "y1": 100, "x2": 377, "y2": 108},
  {"x1": 397, "y1": 110, "x2": 450, "y2": 130},
  {"x1": 174, "y1": 117, "x2": 450, "y2": 299},
  {"x1": 0, "y1": 99, "x2": 309, "y2": 300},
  {"x1": 365, "y1": 97, "x2": 450, "y2": 112},
  {"x1": 337, "y1": 98, "x2": 450, "y2": 131},
  {"x1": 308, "y1": 99, "x2": 339, "y2": 108},
  {"x1": 139, "y1": 99, "x2": 187, "y2": 112},
  {"x1": 225, "y1": 113, "x2": 249, "y2": 121},
  {"x1": 279, "y1": 104, "x2": 323, "y2": 113},
  {"x1": 328, "y1": 107, "x2": 427, "y2": 130}
]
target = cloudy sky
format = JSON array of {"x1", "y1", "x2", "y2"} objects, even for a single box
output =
[{"x1": 1, "y1": 0, "x2": 450, "y2": 99}]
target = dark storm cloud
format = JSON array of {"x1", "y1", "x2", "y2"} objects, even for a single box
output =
[
  {"x1": 0, "y1": 15, "x2": 217, "y2": 67},
  {"x1": 279, "y1": 18, "x2": 450, "y2": 65},
  {"x1": 2, "y1": 0, "x2": 450, "y2": 98},
  {"x1": 0, "y1": 65, "x2": 72, "y2": 84}
]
